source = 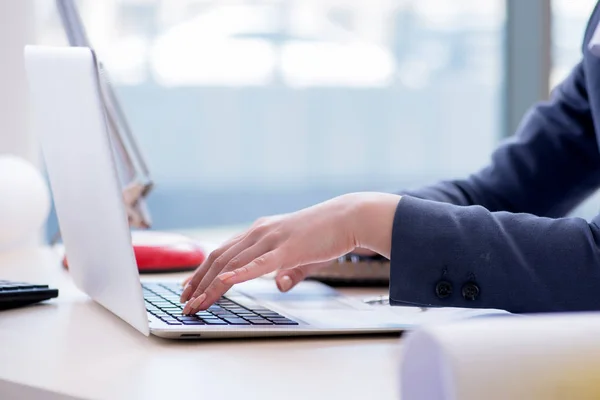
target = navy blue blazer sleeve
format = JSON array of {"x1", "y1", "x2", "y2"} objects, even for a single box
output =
[{"x1": 389, "y1": 5, "x2": 600, "y2": 313}]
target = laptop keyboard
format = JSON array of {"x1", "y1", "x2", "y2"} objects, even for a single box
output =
[{"x1": 142, "y1": 283, "x2": 299, "y2": 326}]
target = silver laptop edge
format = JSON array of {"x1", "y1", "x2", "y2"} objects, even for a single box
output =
[{"x1": 25, "y1": 45, "x2": 150, "y2": 336}]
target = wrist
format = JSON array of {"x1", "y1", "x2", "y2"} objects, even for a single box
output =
[{"x1": 351, "y1": 193, "x2": 402, "y2": 258}]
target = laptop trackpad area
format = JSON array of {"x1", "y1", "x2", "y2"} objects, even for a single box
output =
[
  {"x1": 261, "y1": 296, "x2": 358, "y2": 312},
  {"x1": 231, "y1": 279, "x2": 359, "y2": 310},
  {"x1": 229, "y1": 279, "x2": 406, "y2": 329}
]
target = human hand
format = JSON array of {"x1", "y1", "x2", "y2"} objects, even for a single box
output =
[
  {"x1": 180, "y1": 213, "x2": 290, "y2": 288},
  {"x1": 180, "y1": 192, "x2": 401, "y2": 314},
  {"x1": 181, "y1": 247, "x2": 376, "y2": 294}
]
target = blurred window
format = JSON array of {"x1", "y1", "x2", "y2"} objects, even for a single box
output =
[
  {"x1": 551, "y1": 0, "x2": 596, "y2": 87},
  {"x1": 35, "y1": 0, "x2": 505, "y2": 230}
]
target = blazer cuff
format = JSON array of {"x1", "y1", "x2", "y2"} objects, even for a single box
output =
[{"x1": 389, "y1": 195, "x2": 482, "y2": 308}]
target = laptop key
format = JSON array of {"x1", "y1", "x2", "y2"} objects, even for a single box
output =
[
  {"x1": 226, "y1": 309, "x2": 248, "y2": 314},
  {"x1": 208, "y1": 309, "x2": 225, "y2": 314},
  {"x1": 203, "y1": 319, "x2": 228, "y2": 325},
  {"x1": 245, "y1": 316, "x2": 267, "y2": 321},
  {"x1": 161, "y1": 311, "x2": 181, "y2": 316},
  {"x1": 160, "y1": 309, "x2": 180, "y2": 314},
  {"x1": 161, "y1": 318, "x2": 182, "y2": 325},
  {"x1": 214, "y1": 312, "x2": 236, "y2": 318},
  {"x1": 249, "y1": 320, "x2": 274, "y2": 325},
  {"x1": 177, "y1": 316, "x2": 201, "y2": 321},
  {"x1": 182, "y1": 320, "x2": 205, "y2": 325},
  {"x1": 223, "y1": 318, "x2": 251, "y2": 325},
  {"x1": 195, "y1": 312, "x2": 213, "y2": 318},
  {"x1": 270, "y1": 319, "x2": 299, "y2": 325},
  {"x1": 152, "y1": 302, "x2": 173, "y2": 307},
  {"x1": 210, "y1": 311, "x2": 232, "y2": 316}
]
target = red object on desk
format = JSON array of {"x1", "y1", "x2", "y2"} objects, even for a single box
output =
[{"x1": 62, "y1": 231, "x2": 207, "y2": 273}]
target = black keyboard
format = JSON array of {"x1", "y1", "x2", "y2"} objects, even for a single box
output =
[
  {"x1": 0, "y1": 280, "x2": 59, "y2": 310},
  {"x1": 143, "y1": 283, "x2": 299, "y2": 326}
]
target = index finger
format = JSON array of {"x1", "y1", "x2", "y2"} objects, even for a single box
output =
[{"x1": 179, "y1": 234, "x2": 245, "y2": 302}]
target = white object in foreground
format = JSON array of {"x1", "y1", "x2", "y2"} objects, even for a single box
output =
[
  {"x1": 0, "y1": 155, "x2": 49, "y2": 250},
  {"x1": 401, "y1": 312, "x2": 600, "y2": 400}
]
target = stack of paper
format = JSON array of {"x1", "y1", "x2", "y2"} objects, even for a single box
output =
[{"x1": 400, "y1": 312, "x2": 600, "y2": 400}]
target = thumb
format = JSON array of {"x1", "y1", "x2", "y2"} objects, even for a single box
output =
[{"x1": 275, "y1": 261, "x2": 333, "y2": 292}]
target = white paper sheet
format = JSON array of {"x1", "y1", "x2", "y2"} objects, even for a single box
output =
[
  {"x1": 387, "y1": 305, "x2": 511, "y2": 325},
  {"x1": 400, "y1": 312, "x2": 600, "y2": 400}
]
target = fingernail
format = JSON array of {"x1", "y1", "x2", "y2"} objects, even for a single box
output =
[
  {"x1": 182, "y1": 300, "x2": 193, "y2": 315},
  {"x1": 188, "y1": 293, "x2": 207, "y2": 314},
  {"x1": 279, "y1": 275, "x2": 293, "y2": 292},
  {"x1": 218, "y1": 271, "x2": 235, "y2": 282},
  {"x1": 180, "y1": 284, "x2": 192, "y2": 303}
]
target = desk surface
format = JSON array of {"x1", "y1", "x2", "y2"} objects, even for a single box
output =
[{"x1": 0, "y1": 229, "x2": 401, "y2": 400}]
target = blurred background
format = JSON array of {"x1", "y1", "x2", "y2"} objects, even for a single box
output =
[{"x1": 16, "y1": 0, "x2": 600, "y2": 236}]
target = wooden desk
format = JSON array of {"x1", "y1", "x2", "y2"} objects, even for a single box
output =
[{"x1": 0, "y1": 231, "x2": 401, "y2": 400}]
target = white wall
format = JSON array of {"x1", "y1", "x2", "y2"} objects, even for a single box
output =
[
  {"x1": 0, "y1": 0, "x2": 37, "y2": 164},
  {"x1": 0, "y1": 0, "x2": 45, "y2": 246}
]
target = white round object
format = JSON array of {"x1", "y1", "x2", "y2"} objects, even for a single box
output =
[{"x1": 0, "y1": 155, "x2": 50, "y2": 249}]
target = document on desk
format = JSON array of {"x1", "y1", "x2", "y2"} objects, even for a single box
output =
[
  {"x1": 399, "y1": 312, "x2": 600, "y2": 400},
  {"x1": 385, "y1": 305, "x2": 510, "y2": 325}
]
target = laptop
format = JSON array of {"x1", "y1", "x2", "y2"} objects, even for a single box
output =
[{"x1": 24, "y1": 45, "x2": 414, "y2": 339}]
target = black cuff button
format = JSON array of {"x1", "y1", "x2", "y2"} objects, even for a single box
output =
[
  {"x1": 435, "y1": 280, "x2": 453, "y2": 299},
  {"x1": 461, "y1": 282, "x2": 480, "y2": 301}
]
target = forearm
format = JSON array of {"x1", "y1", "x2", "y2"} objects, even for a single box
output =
[{"x1": 389, "y1": 196, "x2": 600, "y2": 313}]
